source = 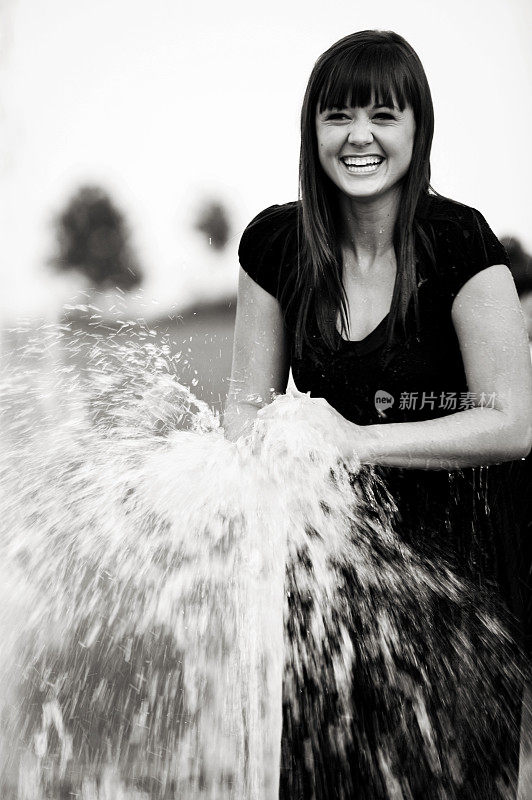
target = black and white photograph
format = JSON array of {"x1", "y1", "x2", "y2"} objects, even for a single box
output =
[{"x1": 1, "y1": 0, "x2": 531, "y2": 798}]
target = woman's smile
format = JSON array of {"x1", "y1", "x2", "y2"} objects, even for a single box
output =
[{"x1": 340, "y1": 154, "x2": 385, "y2": 174}]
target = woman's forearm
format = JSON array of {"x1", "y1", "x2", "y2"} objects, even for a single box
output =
[
  {"x1": 361, "y1": 407, "x2": 532, "y2": 470},
  {"x1": 222, "y1": 396, "x2": 262, "y2": 443}
]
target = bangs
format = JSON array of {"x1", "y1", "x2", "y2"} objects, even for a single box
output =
[{"x1": 317, "y1": 45, "x2": 414, "y2": 113}]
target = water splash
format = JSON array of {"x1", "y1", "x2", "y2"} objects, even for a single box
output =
[{"x1": 0, "y1": 321, "x2": 525, "y2": 799}]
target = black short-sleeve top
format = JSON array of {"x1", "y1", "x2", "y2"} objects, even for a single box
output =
[{"x1": 238, "y1": 195, "x2": 511, "y2": 427}]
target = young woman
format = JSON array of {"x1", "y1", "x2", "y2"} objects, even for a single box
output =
[{"x1": 223, "y1": 30, "x2": 532, "y2": 799}]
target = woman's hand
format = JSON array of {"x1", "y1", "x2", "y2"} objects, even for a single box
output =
[{"x1": 255, "y1": 391, "x2": 376, "y2": 464}]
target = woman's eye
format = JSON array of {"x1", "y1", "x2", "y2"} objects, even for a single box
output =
[
  {"x1": 373, "y1": 113, "x2": 394, "y2": 121},
  {"x1": 327, "y1": 113, "x2": 349, "y2": 120}
]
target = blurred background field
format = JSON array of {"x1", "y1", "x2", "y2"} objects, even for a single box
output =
[{"x1": 2, "y1": 296, "x2": 236, "y2": 421}]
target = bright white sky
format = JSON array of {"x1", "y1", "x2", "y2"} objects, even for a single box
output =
[{"x1": 1, "y1": 0, "x2": 531, "y2": 321}]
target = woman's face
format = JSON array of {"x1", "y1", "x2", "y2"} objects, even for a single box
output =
[{"x1": 315, "y1": 98, "x2": 416, "y2": 203}]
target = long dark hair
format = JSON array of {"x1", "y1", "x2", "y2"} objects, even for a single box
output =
[{"x1": 291, "y1": 30, "x2": 436, "y2": 356}]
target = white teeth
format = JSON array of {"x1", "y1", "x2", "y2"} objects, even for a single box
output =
[
  {"x1": 342, "y1": 157, "x2": 383, "y2": 166},
  {"x1": 343, "y1": 159, "x2": 383, "y2": 174}
]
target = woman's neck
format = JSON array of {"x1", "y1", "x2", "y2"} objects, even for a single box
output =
[{"x1": 338, "y1": 190, "x2": 399, "y2": 271}]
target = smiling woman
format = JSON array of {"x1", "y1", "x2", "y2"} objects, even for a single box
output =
[{"x1": 223, "y1": 29, "x2": 532, "y2": 800}]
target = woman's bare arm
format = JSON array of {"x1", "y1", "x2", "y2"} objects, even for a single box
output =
[
  {"x1": 361, "y1": 264, "x2": 532, "y2": 469},
  {"x1": 222, "y1": 267, "x2": 289, "y2": 442}
]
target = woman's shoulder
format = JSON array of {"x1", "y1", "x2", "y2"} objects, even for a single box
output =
[
  {"x1": 238, "y1": 201, "x2": 300, "y2": 298},
  {"x1": 416, "y1": 193, "x2": 510, "y2": 298},
  {"x1": 418, "y1": 193, "x2": 488, "y2": 230},
  {"x1": 238, "y1": 201, "x2": 300, "y2": 251}
]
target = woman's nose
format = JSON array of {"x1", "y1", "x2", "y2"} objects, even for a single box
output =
[{"x1": 347, "y1": 121, "x2": 373, "y2": 146}]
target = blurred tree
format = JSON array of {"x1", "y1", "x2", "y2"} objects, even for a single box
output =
[
  {"x1": 193, "y1": 200, "x2": 231, "y2": 251},
  {"x1": 501, "y1": 236, "x2": 532, "y2": 297},
  {"x1": 51, "y1": 185, "x2": 142, "y2": 289}
]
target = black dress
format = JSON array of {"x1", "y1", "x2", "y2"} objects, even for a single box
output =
[{"x1": 238, "y1": 195, "x2": 530, "y2": 799}]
